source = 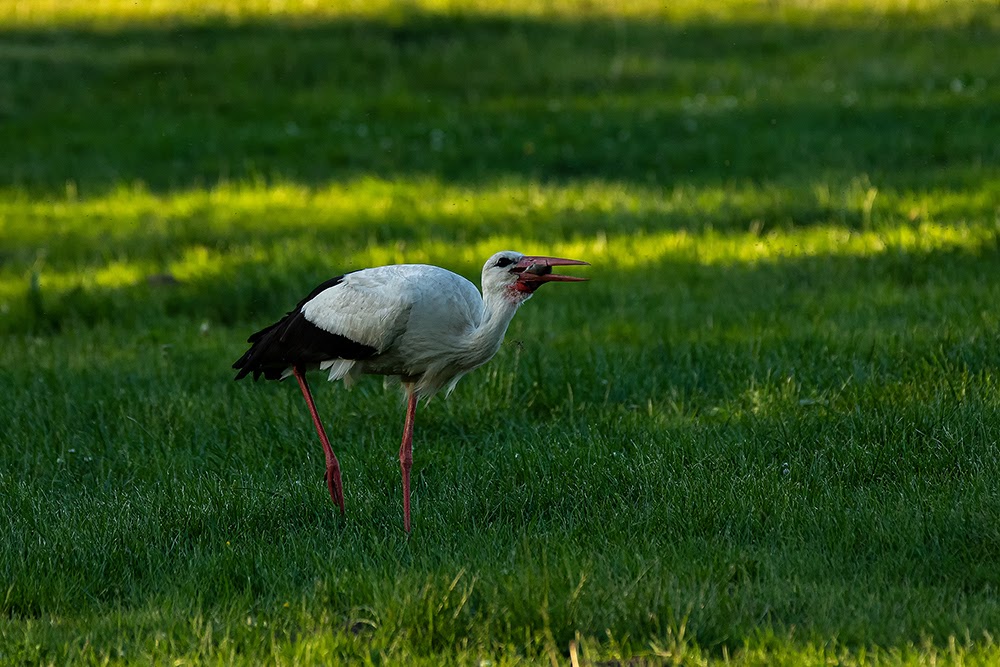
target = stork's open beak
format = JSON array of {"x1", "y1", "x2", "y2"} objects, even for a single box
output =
[{"x1": 512, "y1": 255, "x2": 589, "y2": 292}]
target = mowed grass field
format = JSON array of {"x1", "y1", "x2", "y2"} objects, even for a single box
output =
[{"x1": 2, "y1": 0, "x2": 1000, "y2": 663}]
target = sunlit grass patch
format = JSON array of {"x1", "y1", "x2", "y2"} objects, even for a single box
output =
[
  {"x1": 2, "y1": 174, "x2": 997, "y2": 335},
  {"x1": 3, "y1": 175, "x2": 996, "y2": 255},
  {"x1": 2, "y1": 0, "x2": 993, "y2": 26}
]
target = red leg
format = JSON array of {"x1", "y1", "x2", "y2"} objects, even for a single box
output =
[
  {"x1": 293, "y1": 367, "x2": 345, "y2": 516},
  {"x1": 399, "y1": 386, "x2": 418, "y2": 533}
]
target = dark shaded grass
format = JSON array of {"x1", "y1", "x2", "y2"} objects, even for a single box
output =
[
  {"x1": 1, "y1": 10, "x2": 998, "y2": 195},
  {"x1": 4, "y1": 365, "x2": 999, "y2": 654}
]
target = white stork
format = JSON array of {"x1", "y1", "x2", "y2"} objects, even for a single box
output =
[{"x1": 233, "y1": 250, "x2": 588, "y2": 532}]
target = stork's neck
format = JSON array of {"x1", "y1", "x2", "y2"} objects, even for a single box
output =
[{"x1": 463, "y1": 289, "x2": 526, "y2": 366}]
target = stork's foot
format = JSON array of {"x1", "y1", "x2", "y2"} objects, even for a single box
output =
[{"x1": 326, "y1": 464, "x2": 346, "y2": 516}]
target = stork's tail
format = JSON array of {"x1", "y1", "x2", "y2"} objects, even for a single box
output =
[{"x1": 232, "y1": 318, "x2": 293, "y2": 381}]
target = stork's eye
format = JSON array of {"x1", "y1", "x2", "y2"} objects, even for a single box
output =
[{"x1": 495, "y1": 257, "x2": 515, "y2": 268}]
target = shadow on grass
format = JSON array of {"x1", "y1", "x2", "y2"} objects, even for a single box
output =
[{"x1": 1, "y1": 9, "x2": 998, "y2": 195}]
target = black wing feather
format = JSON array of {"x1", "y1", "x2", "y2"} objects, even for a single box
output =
[{"x1": 232, "y1": 274, "x2": 378, "y2": 381}]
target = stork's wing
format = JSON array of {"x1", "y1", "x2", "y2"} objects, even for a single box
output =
[
  {"x1": 300, "y1": 268, "x2": 416, "y2": 352},
  {"x1": 233, "y1": 273, "x2": 378, "y2": 381}
]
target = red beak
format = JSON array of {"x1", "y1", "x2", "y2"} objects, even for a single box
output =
[{"x1": 512, "y1": 255, "x2": 589, "y2": 292}]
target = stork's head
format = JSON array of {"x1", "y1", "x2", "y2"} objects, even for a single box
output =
[{"x1": 481, "y1": 250, "x2": 589, "y2": 302}]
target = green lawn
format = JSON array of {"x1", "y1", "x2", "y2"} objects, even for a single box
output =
[{"x1": 2, "y1": 1, "x2": 1000, "y2": 664}]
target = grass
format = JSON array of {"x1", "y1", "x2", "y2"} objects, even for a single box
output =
[{"x1": 1, "y1": 0, "x2": 1000, "y2": 663}]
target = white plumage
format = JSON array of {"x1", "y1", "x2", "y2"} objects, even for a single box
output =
[
  {"x1": 301, "y1": 264, "x2": 488, "y2": 395},
  {"x1": 234, "y1": 250, "x2": 588, "y2": 532}
]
